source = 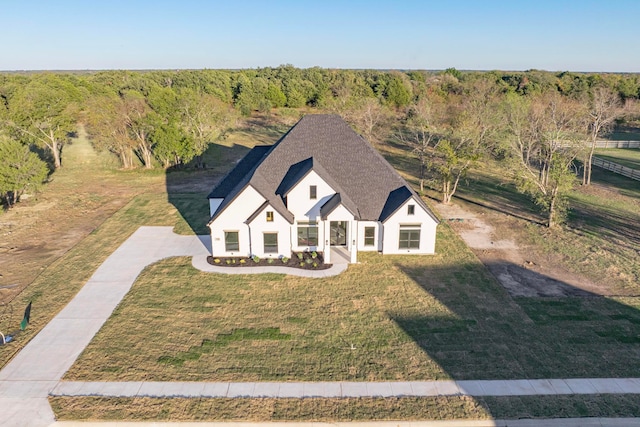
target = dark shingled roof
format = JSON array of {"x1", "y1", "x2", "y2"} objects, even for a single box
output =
[
  {"x1": 379, "y1": 186, "x2": 414, "y2": 222},
  {"x1": 320, "y1": 193, "x2": 356, "y2": 220},
  {"x1": 209, "y1": 114, "x2": 438, "y2": 224},
  {"x1": 207, "y1": 145, "x2": 271, "y2": 199}
]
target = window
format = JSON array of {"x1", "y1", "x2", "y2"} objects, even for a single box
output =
[
  {"x1": 408, "y1": 204, "x2": 415, "y2": 215},
  {"x1": 399, "y1": 225, "x2": 420, "y2": 249},
  {"x1": 364, "y1": 227, "x2": 375, "y2": 246},
  {"x1": 264, "y1": 233, "x2": 278, "y2": 253},
  {"x1": 266, "y1": 211, "x2": 274, "y2": 222},
  {"x1": 297, "y1": 223, "x2": 318, "y2": 246},
  {"x1": 310, "y1": 185, "x2": 317, "y2": 199},
  {"x1": 224, "y1": 231, "x2": 239, "y2": 252}
]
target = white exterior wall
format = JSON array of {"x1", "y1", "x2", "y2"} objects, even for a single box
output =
[
  {"x1": 209, "y1": 198, "x2": 223, "y2": 217},
  {"x1": 287, "y1": 171, "x2": 335, "y2": 221},
  {"x1": 382, "y1": 198, "x2": 438, "y2": 255},
  {"x1": 357, "y1": 221, "x2": 381, "y2": 252},
  {"x1": 247, "y1": 206, "x2": 291, "y2": 258},
  {"x1": 288, "y1": 171, "x2": 335, "y2": 253},
  {"x1": 208, "y1": 186, "x2": 265, "y2": 258}
]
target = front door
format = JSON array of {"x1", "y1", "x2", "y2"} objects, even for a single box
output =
[{"x1": 330, "y1": 221, "x2": 348, "y2": 246}]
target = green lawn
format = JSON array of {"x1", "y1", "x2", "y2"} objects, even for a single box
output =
[
  {"x1": 594, "y1": 148, "x2": 640, "y2": 170},
  {"x1": 64, "y1": 219, "x2": 640, "y2": 383},
  {"x1": 50, "y1": 394, "x2": 640, "y2": 422}
]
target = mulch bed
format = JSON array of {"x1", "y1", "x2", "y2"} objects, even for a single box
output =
[{"x1": 206, "y1": 251, "x2": 332, "y2": 270}]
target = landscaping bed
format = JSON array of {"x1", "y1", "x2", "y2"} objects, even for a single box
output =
[{"x1": 206, "y1": 251, "x2": 332, "y2": 270}]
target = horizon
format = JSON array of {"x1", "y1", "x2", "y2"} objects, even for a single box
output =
[{"x1": 2, "y1": 67, "x2": 639, "y2": 75}]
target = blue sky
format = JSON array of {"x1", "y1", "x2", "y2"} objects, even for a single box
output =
[{"x1": 1, "y1": 0, "x2": 638, "y2": 72}]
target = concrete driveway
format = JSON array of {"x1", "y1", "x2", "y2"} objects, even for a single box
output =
[{"x1": 0, "y1": 227, "x2": 210, "y2": 427}]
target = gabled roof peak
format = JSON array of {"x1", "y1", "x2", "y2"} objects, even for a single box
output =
[{"x1": 208, "y1": 114, "x2": 438, "y2": 224}]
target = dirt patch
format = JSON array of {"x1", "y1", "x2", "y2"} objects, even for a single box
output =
[
  {"x1": 0, "y1": 131, "x2": 163, "y2": 305},
  {"x1": 434, "y1": 202, "x2": 607, "y2": 297}
]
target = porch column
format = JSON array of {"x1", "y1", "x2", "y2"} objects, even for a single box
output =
[
  {"x1": 324, "y1": 221, "x2": 331, "y2": 263},
  {"x1": 350, "y1": 220, "x2": 357, "y2": 263}
]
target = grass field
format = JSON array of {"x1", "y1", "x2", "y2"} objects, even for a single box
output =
[
  {"x1": 65, "y1": 217, "x2": 640, "y2": 383},
  {"x1": 50, "y1": 394, "x2": 640, "y2": 422},
  {"x1": 594, "y1": 148, "x2": 640, "y2": 170}
]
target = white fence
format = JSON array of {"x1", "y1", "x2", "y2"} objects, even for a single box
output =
[
  {"x1": 595, "y1": 140, "x2": 640, "y2": 149},
  {"x1": 592, "y1": 157, "x2": 640, "y2": 182}
]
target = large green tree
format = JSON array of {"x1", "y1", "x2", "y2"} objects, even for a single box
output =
[
  {"x1": 178, "y1": 90, "x2": 235, "y2": 168},
  {"x1": 0, "y1": 136, "x2": 48, "y2": 207},
  {"x1": 84, "y1": 94, "x2": 138, "y2": 168},
  {"x1": 7, "y1": 74, "x2": 81, "y2": 169}
]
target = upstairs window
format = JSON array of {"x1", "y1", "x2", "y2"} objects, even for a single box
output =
[
  {"x1": 408, "y1": 204, "x2": 415, "y2": 215},
  {"x1": 266, "y1": 211, "x2": 274, "y2": 222},
  {"x1": 310, "y1": 185, "x2": 317, "y2": 200}
]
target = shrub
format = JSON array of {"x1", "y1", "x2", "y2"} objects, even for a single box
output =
[
  {"x1": 305, "y1": 258, "x2": 313, "y2": 264},
  {"x1": 297, "y1": 252, "x2": 304, "y2": 260},
  {"x1": 239, "y1": 259, "x2": 246, "y2": 264},
  {"x1": 281, "y1": 257, "x2": 289, "y2": 263},
  {"x1": 267, "y1": 258, "x2": 274, "y2": 264},
  {"x1": 225, "y1": 259, "x2": 231, "y2": 265},
  {"x1": 252, "y1": 255, "x2": 260, "y2": 263},
  {"x1": 311, "y1": 251, "x2": 318, "y2": 259},
  {"x1": 214, "y1": 258, "x2": 221, "y2": 264},
  {"x1": 313, "y1": 262, "x2": 318, "y2": 268},
  {"x1": 231, "y1": 259, "x2": 236, "y2": 264},
  {"x1": 299, "y1": 262, "x2": 305, "y2": 267}
]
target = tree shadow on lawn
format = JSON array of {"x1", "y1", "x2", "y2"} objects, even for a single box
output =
[
  {"x1": 568, "y1": 199, "x2": 640, "y2": 253},
  {"x1": 390, "y1": 260, "x2": 640, "y2": 381},
  {"x1": 166, "y1": 143, "x2": 251, "y2": 237}
]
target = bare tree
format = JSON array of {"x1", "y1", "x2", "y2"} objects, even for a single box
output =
[
  {"x1": 503, "y1": 91, "x2": 588, "y2": 227},
  {"x1": 583, "y1": 86, "x2": 622, "y2": 185},
  {"x1": 432, "y1": 79, "x2": 501, "y2": 204},
  {"x1": 398, "y1": 94, "x2": 446, "y2": 192}
]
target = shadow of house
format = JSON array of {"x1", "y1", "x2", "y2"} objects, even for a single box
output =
[
  {"x1": 166, "y1": 143, "x2": 251, "y2": 236},
  {"x1": 390, "y1": 260, "x2": 640, "y2": 381}
]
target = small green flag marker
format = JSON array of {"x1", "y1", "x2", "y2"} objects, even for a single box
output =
[{"x1": 20, "y1": 302, "x2": 31, "y2": 331}]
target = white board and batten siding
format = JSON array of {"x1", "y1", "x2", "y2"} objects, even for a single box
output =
[
  {"x1": 382, "y1": 198, "x2": 437, "y2": 255},
  {"x1": 288, "y1": 171, "x2": 334, "y2": 252},
  {"x1": 246, "y1": 205, "x2": 291, "y2": 258},
  {"x1": 287, "y1": 171, "x2": 335, "y2": 220},
  {"x1": 209, "y1": 186, "x2": 265, "y2": 258},
  {"x1": 357, "y1": 221, "x2": 381, "y2": 252}
]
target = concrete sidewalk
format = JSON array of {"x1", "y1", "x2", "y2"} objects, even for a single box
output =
[{"x1": 50, "y1": 378, "x2": 640, "y2": 398}]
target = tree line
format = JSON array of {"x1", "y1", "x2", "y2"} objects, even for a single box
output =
[{"x1": 1, "y1": 66, "x2": 639, "y2": 225}]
